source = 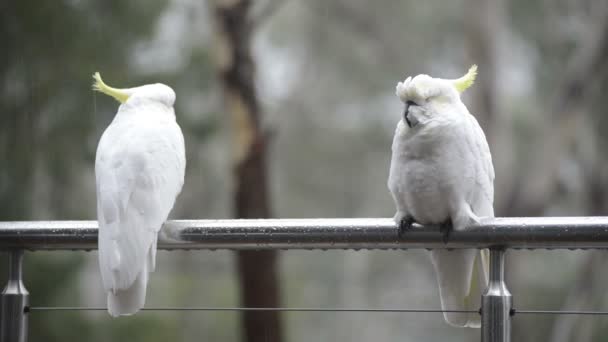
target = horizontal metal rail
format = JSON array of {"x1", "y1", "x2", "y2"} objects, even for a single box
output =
[
  {"x1": 3, "y1": 216, "x2": 608, "y2": 342},
  {"x1": 0, "y1": 217, "x2": 608, "y2": 250}
]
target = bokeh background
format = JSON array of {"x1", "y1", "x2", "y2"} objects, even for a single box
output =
[{"x1": 2, "y1": 0, "x2": 608, "y2": 341}]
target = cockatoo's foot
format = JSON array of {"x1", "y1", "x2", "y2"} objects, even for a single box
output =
[
  {"x1": 439, "y1": 220, "x2": 452, "y2": 244},
  {"x1": 398, "y1": 215, "x2": 416, "y2": 238}
]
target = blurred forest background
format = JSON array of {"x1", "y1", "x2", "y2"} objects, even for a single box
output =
[{"x1": 1, "y1": 0, "x2": 608, "y2": 341}]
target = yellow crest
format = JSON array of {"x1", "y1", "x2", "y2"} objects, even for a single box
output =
[
  {"x1": 452, "y1": 65, "x2": 477, "y2": 93},
  {"x1": 92, "y1": 72, "x2": 130, "y2": 104}
]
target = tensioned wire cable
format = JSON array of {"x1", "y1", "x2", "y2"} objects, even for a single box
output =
[
  {"x1": 25, "y1": 307, "x2": 475, "y2": 313},
  {"x1": 25, "y1": 306, "x2": 608, "y2": 315},
  {"x1": 514, "y1": 310, "x2": 608, "y2": 316}
]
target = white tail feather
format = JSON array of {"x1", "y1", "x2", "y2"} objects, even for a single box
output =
[
  {"x1": 430, "y1": 249, "x2": 488, "y2": 328},
  {"x1": 107, "y1": 258, "x2": 149, "y2": 317}
]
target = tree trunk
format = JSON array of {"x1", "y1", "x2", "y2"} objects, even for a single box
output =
[{"x1": 210, "y1": 1, "x2": 283, "y2": 342}]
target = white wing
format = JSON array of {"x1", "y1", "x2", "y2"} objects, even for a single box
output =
[
  {"x1": 430, "y1": 112, "x2": 494, "y2": 328},
  {"x1": 467, "y1": 113, "x2": 495, "y2": 218},
  {"x1": 96, "y1": 105, "x2": 185, "y2": 293},
  {"x1": 387, "y1": 121, "x2": 409, "y2": 222}
]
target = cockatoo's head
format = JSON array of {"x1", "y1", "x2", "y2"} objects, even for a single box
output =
[
  {"x1": 395, "y1": 65, "x2": 477, "y2": 128},
  {"x1": 92, "y1": 72, "x2": 176, "y2": 107}
]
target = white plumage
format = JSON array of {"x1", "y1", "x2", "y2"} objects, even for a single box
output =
[
  {"x1": 388, "y1": 66, "x2": 494, "y2": 327},
  {"x1": 93, "y1": 73, "x2": 185, "y2": 316}
]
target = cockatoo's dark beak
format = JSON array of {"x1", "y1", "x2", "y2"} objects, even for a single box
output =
[
  {"x1": 403, "y1": 107, "x2": 410, "y2": 127},
  {"x1": 404, "y1": 100, "x2": 418, "y2": 128}
]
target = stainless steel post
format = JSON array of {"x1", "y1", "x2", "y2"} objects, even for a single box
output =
[
  {"x1": 1, "y1": 250, "x2": 28, "y2": 342},
  {"x1": 481, "y1": 248, "x2": 511, "y2": 342}
]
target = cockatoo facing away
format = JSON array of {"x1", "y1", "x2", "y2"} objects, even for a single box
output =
[
  {"x1": 387, "y1": 65, "x2": 494, "y2": 328},
  {"x1": 93, "y1": 73, "x2": 186, "y2": 317}
]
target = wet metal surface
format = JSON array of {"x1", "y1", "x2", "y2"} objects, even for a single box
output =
[
  {"x1": 1, "y1": 217, "x2": 608, "y2": 251},
  {"x1": 1, "y1": 250, "x2": 28, "y2": 342},
  {"x1": 482, "y1": 248, "x2": 512, "y2": 342}
]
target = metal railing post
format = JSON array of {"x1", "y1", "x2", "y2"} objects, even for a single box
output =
[
  {"x1": 481, "y1": 248, "x2": 511, "y2": 342},
  {"x1": 1, "y1": 250, "x2": 28, "y2": 342}
]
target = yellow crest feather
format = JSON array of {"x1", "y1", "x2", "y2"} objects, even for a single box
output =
[
  {"x1": 92, "y1": 72, "x2": 130, "y2": 104},
  {"x1": 452, "y1": 65, "x2": 477, "y2": 93}
]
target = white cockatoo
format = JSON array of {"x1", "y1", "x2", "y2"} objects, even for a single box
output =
[
  {"x1": 387, "y1": 65, "x2": 494, "y2": 328},
  {"x1": 93, "y1": 72, "x2": 186, "y2": 317}
]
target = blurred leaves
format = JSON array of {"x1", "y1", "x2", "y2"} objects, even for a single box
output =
[{"x1": 1, "y1": 0, "x2": 608, "y2": 341}]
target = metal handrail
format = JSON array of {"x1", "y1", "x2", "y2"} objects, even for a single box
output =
[
  {"x1": 1, "y1": 217, "x2": 608, "y2": 250},
  {"x1": 3, "y1": 216, "x2": 608, "y2": 342}
]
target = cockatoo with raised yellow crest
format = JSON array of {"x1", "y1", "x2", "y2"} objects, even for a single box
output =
[
  {"x1": 93, "y1": 72, "x2": 185, "y2": 317},
  {"x1": 387, "y1": 65, "x2": 494, "y2": 328}
]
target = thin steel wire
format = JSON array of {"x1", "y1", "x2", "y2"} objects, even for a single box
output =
[
  {"x1": 26, "y1": 307, "x2": 608, "y2": 316},
  {"x1": 514, "y1": 310, "x2": 608, "y2": 316},
  {"x1": 26, "y1": 306, "x2": 476, "y2": 313}
]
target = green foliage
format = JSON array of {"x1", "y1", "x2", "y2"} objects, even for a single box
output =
[{"x1": 0, "y1": 0, "x2": 167, "y2": 220}]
